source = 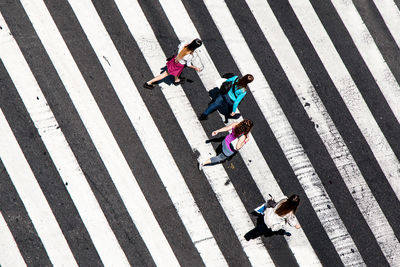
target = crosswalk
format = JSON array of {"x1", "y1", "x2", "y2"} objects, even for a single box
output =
[{"x1": 1, "y1": 0, "x2": 399, "y2": 266}]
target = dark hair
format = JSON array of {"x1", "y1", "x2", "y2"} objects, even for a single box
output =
[
  {"x1": 187, "y1": 38, "x2": 203, "y2": 50},
  {"x1": 176, "y1": 39, "x2": 202, "y2": 62},
  {"x1": 275, "y1": 194, "x2": 300, "y2": 216},
  {"x1": 233, "y1": 119, "x2": 253, "y2": 137},
  {"x1": 235, "y1": 74, "x2": 254, "y2": 90}
]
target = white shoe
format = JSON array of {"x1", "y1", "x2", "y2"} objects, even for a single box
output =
[{"x1": 198, "y1": 162, "x2": 203, "y2": 171}]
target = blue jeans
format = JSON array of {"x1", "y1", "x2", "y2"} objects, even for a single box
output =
[
  {"x1": 203, "y1": 94, "x2": 233, "y2": 116},
  {"x1": 210, "y1": 139, "x2": 235, "y2": 164}
]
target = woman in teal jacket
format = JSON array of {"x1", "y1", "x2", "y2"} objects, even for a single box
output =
[{"x1": 199, "y1": 74, "x2": 254, "y2": 121}]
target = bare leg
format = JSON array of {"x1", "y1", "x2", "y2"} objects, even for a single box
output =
[{"x1": 147, "y1": 71, "x2": 169, "y2": 85}]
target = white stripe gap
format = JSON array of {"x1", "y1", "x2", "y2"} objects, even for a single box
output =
[
  {"x1": 201, "y1": 0, "x2": 365, "y2": 265},
  {"x1": 372, "y1": 0, "x2": 400, "y2": 50},
  {"x1": 114, "y1": 0, "x2": 274, "y2": 266},
  {"x1": 0, "y1": 13, "x2": 130, "y2": 266},
  {"x1": 0, "y1": 212, "x2": 27, "y2": 267},
  {"x1": 155, "y1": 0, "x2": 322, "y2": 266},
  {"x1": 246, "y1": 0, "x2": 400, "y2": 264},
  {"x1": 331, "y1": 0, "x2": 400, "y2": 126},
  {"x1": 17, "y1": 1, "x2": 178, "y2": 265},
  {"x1": 65, "y1": 0, "x2": 227, "y2": 265},
  {"x1": 0, "y1": 109, "x2": 77, "y2": 267}
]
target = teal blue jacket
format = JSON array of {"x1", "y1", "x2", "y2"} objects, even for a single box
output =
[{"x1": 226, "y1": 76, "x2": 247, "y2": 113}]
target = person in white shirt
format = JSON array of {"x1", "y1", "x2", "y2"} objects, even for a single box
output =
[
  {"x1": 143, "y1": 39, "x2": 202, "y2": 89},
  {"x1": 245, "y1": 194, "x2": 301, "y2": 241}
]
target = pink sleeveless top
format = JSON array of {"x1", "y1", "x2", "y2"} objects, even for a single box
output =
[{"x1": 224, "y1": 131, "x2": 243, "y2": 152}]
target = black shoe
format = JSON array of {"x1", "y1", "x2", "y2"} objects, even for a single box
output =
[
  {"x1": 199, "y1": 114, "x2": 208, "y2": 121},
  {"x1": 231, "y1": 113, "x2": 241, "y2": 119},
  {"x1": 143, "y1": 82, "x2": 155, "y2": 89},
  {"x1": 244, "y1": 233, "x2": 251, "y2": 241},
  {"x1": 173, "y1": 79, "x2": 185, "y2": 85}
]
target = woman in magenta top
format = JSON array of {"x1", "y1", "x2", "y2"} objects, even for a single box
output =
[
  {"x1": 198, "y1": 119, "x2": 253, "y2": 170},
  {"x1": 143, "y1": 39, "x2": 203, "y2": 89}
]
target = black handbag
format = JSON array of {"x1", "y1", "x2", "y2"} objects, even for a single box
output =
[{"x1": 219, "y1": 76, "x2": 238, "y2": 95}]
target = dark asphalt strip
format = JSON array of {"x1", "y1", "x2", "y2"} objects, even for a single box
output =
[
  {"x1": 0, "y1": 54, "x2": 101, "y2": 265},
  {"x1": 0, "y1": 159, "x2": 51, "y2": 266}
]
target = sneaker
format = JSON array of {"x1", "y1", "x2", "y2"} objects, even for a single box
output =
[
  {"x1": 198, "y1": 162, "x2": 203, "y2": 171},
  {"x1": 143, "y1": 82, "x2": 155, "y2": 89},
  {"x1": 199, "y1": 114, "x2": 208, "y2": 121}
]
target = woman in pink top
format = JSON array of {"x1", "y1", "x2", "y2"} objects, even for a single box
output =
[
  {"x1": 143, "y1": 39, "x2": 203, "y2": 89},
  {"x1": 198, "y1": 119, "x2": 253, "y2": 171}
]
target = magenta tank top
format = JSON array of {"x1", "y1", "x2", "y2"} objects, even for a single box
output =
[{"x1": 224, "y1": 131, "x2": 242, "y2": 152}]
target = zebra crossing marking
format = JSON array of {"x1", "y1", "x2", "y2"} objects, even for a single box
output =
[
  {"x1": 115, "y1": 0, "x2": 275, "y2": 265},
  {"x1": 155, "y1": 0, "x2": 322, "y2": 265},
  {"x1": 0, "y1": 11, "x2": 130, "y2": 266},
  {"x1": 288, "y1": 0, "x2": 400, "y2": 202},
  {"x1": 245, "y1": 0, "x2": 400, "y2": 264},
  {"x1": 0, "y1": 212, "x2": 26, "y2": 267},
  {"x1": 17, "y1": 0, "x2": 180, "y2": 265},
  {"x1": 200, "y1": 0, "x2": 365, "y2": 265},
  {"x1": 0, "y1": 108, "x2": 78, "y2": 266},
  {"x1": 331, "y1": 0, "x2": 400, "y2": 125},
  {"x1": 64, "y1": 0, "x2": 228, "y2": 265},
  {"x1": 372, "y1": 0, "x2": 400, "y2": 49}
]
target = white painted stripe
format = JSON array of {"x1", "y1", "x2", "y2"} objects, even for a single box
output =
[
  {"x1": 65, "y1": 0, "x2": 227, "y2": 265},
  {"x1": 289, "y1": 0, "x2": 400, "y2": 203},
  {"x1": 16, "y1": 1, "x2": 179, "y2": 266},
  {"x1": 154, "y1": 0, "x2": 322, "y2": 266},
  {"x1": 372, "y1": 0, "x2": 400, "y2": 49},
  {"x1": 0, "y1": 12, "x2": 129, "y2": 266},
  {"x1": 201, "y1": 0, "x2": 365, "y2": 265},
  {"x1": 246, "y1": 0, "x2": 400, "y2": 264},
  {"x1": 0, "y1": 212, "x2": 26, "y2": 267},
  {"x1": 116, "y1": 1, "x2": 274, "y2": 266},
  {"x1": 0, "y1": 109, "x2": 77, "y2": 267},
  {"x1": 330, "y1": 0, "x2": 400, "y2": 125}
]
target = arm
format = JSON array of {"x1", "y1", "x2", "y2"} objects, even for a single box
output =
[
  {"x1": 287, "y1": 214, "x2": 301, "y2": 229},
  {"x1": 235, "y1": 134, "x2": 250, "y2": 150},
  {"x1": 211, "y1": 122, "x2": 239, "y2": 136},
  {"x1": 188, "y1": 64, "x2": 201, "y2": 72}
]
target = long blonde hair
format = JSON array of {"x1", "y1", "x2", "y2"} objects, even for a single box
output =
[{"x1": 175, "y1": 38, "x2": 202, "y2": 62}]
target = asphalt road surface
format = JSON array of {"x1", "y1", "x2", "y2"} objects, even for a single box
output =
[{"x1": 1, "y1": 0, "x2": 400, "y2": 266}]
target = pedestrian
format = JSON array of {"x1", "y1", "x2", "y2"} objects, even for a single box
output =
[
  {"x1": 198, "y1": 119, "x2": 253, "y2": 170},
  {"x1": 199, "y1": 74, "x2": 254, "y2": 120},
  {"x1": 143, "y1": 39, "x2": 203, "y2": 89},
  {"x1": 245, "y1": 194, "x2": 301, "y2": 241}
]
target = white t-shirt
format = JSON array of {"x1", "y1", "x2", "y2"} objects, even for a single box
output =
[{"x1": 177, "y1": 41, "x2": 193, "y2": 66}]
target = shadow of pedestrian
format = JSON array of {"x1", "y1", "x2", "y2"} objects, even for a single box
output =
[{"x1": 244, "y1": 215, "x2": 288, "y2": 241}]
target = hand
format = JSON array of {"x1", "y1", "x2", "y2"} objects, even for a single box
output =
[
  {"x1": 212, "y1": 131, "x2": 218, "y2": 136},
  {"x1": 295, "y1": 224, "x2": 301, "y2": 229},
  {"x1": 230, "y1": 112, "x2": 235, "y2": 116},
  {"x1": 195, "y1": 67, "x2": 201, "y2": 72}
]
